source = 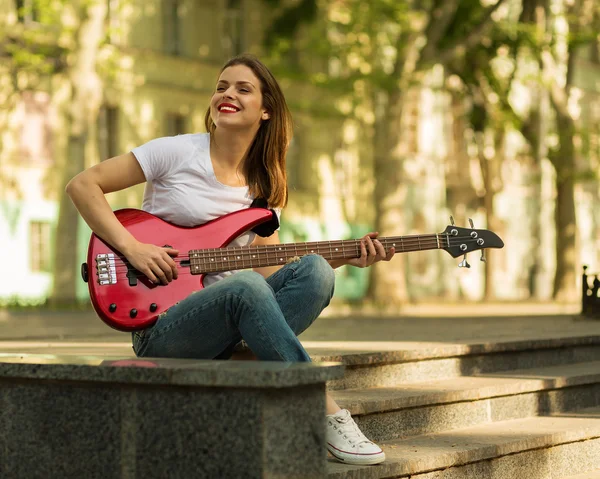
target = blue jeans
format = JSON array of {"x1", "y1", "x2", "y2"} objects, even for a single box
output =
[{"x1": 132, "y1": 254, "x2": 335, "y2": 362}]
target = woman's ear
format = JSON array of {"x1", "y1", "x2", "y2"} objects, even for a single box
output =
[{"x1": 262, "y1": 111, "x2": 270, "y2": 120}]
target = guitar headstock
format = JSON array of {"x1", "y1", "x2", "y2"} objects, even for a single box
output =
[{"x1": 440, "y1": 217, "x2": 504, "y2": 267}]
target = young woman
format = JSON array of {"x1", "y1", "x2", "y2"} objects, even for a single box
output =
[{"x1": 66, "y1": 54, "x2": 394, "y2": 466}]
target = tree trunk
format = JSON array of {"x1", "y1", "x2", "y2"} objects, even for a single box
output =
[
  {"x1": 522, "y1": 99, "x2": 546, "y2": 298},
  {"x1": 50, "y1": 1, "x2": 106, "y2": 305},
  {"x1": 478, "y1": 131, "x2": 501, "y2": 301},
  {"x1": 51, "y1": 136, "x2": 88, "y2": 304},
  {"x1": 551, "y1": 110, "x2": 578, "y2": 301},
  {"x1": 368, "y1": 89, "x2": 409, "y2": 306},
  {"x1": 552, "y1": 167, "x2": 577, "y2": 300}
]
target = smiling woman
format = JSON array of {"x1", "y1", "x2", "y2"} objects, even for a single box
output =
[
  {"x1": 65, "y1": 53, "x2": 390, "y2": 466},
  {"x1": 205, "y1": 57, "x2": 291, "y2": 208}
]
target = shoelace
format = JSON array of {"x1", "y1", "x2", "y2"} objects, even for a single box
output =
[{"x1": 331, "y1": 412, "x2": 373, "y2": 448}]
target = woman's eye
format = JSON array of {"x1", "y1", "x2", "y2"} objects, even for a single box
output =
[
  {"x1": 216, "y1": 87, "x2": 225, "y2": 92},
  {"x1": 239, "y1": 88, "x2": 249, "y2": 93}
]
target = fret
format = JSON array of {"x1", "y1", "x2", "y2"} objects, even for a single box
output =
[
  {"x1": 234, "y1": 246, "x2": 241, "y2": 270},
  {"x1": 188, "y1": 231, "x2": 451, "y2": 276},
  {"x1": 278, "y1": 244, "x2": 285, "y2": 265},
  {"x1": 220, "y1": 249, "x2": 226, "y2": 273}
]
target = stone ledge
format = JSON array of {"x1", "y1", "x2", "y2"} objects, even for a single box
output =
[
  {"x1": 0, "y1": 354, "x2": 344, "y2": 478},
  {"x1": 0, "y1": 353, "x2": 344, "y2": 388},
  {"x1": 327, "y1": 406, "x2": 600, "y2": 479}
]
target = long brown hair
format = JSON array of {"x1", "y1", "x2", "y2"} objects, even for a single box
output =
[{"x1": 204, "y1": 54, "x2": 291, "y2": 208}]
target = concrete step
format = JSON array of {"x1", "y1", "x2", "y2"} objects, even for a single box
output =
[
  {"x1": 312, "y1": 336, "x2": 600, "y2": 390},
  {"x1": 564, "y1": 470, "x2": 600, "y2": 478},
  {"x1": 331, "y1": 360, "x2": 600, "y2": 442},
  {"x1": 327, "y1": 406, "x2": 600, "y2": 479}
]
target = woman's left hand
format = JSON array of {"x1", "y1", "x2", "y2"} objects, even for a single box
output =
[{"x1": 346, "y1": 232, "x2": 395, "y2": 268}]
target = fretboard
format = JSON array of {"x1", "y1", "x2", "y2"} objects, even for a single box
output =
[{"x1": 188, "y1": 234, "x2": 445, "y2": 275}]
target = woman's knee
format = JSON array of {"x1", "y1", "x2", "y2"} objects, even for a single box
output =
[
  {"x1": 227, "y1": 270, "x2": 275, "y2": 300},
  {"x1": 297, "y1": 254, "x2": 336, "y2": 299}
]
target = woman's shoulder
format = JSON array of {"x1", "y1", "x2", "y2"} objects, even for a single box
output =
[
  {"x1": 186, "y1": 132, "x2": 209, "y2": 151},
  {"x1": 134, "y1": 133, "x2": 207, "y2": 160}
]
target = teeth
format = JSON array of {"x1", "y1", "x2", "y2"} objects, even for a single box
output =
[{"x1": 220, "y1": 106, "x2": 238, "y2": 112}]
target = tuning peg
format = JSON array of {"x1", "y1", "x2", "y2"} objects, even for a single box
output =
[
  {"x1": 469, "y1": 218, "x2": 474, "y2": 228},
  {"x1": 458, "y1": 254, "x2": 471, "y2": 268},
  {"x1": 450, "y1": 215, "x2": 455, "y2": 226},
  {"x1": 480, "y1": 250, "x2": 486, "y2": 262}
]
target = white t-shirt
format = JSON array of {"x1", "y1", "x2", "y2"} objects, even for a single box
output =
[{"x1": 131, "y1": 132, "x2": 280, "y2": 286}]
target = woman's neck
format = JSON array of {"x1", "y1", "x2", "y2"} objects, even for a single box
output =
[{"x1": 210, "y1": 127, "x2": 256, "y2": 170}]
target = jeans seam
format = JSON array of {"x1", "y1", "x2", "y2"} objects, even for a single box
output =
[
  {"x1": 145, "y1": 294, "x2": 229, "y2": 343},
  {"x1": 269, "y1": 261, "x2": 298, "y2": 283},
  {"x1": 229, "y1": 292, "x2": 290, "y2": 361}
]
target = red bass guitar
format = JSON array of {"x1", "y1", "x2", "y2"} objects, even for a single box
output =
[{"x1": 82, "y1": 208, "x2": 504, "y2": 331}]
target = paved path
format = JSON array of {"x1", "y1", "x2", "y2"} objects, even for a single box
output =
[{"x1": 0, "y1": 302, "x2": 597, "y2": 358}]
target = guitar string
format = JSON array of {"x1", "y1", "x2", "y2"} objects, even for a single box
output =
[
  {"x1": 96, "y1": 237, "x2": 486, "y2": 278},
  {"x1": 102, "y1": 236, "x2": 484, "y2": 271},
  {"x1": 102, "y1": 235, "x2": 482, "y2": 271}
]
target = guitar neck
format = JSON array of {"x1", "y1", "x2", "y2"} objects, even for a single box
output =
[{"x1": 189, "y1": 234, "x2": 445, "y2": 275}]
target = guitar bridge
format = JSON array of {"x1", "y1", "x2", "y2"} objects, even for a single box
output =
[{"x1": 96, "y1": 254, "x2": 117, "y2": 285}]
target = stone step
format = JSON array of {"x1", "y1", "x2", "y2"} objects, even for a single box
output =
[
  {"x1": 311, "y1": 336, "x2": 600, "y2": 390},
  {"x1": 330, "y1": 360, "x2": 600, "y2": 442},
  {"x1": 327, "y1": 406, "x2": 600, "y2": 479},
  {"x1": 564, "y1": 470, "x2": 600, "y2": 479}
]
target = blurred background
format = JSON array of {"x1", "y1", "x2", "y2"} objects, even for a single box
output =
[{"x1": 0, "y1": 0, "x2": 598, "y2": 312}]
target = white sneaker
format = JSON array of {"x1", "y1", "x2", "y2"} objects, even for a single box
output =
[{"x1": 326, "y1": 409, "x2": 385, "y2": 465}]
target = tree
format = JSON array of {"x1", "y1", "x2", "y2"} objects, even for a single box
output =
[
  {"x1": 443, "y1": 0, "x2": 549, "y2": 299},
  {"x1": 492, "y1": 0, "x2": 599, "y2": 300},
  {"x1": 541, "y1": 0, "x2": 599, "y2": 300},
  {"x1": 51, "y1": 0, "x2": 107, "y2": 305},
  {"x1": 2, "y1": 0, "x2": 108, "y2": 304},
  {"x1": 265, "y1": 0, "x2": 508, "y2": 304}
]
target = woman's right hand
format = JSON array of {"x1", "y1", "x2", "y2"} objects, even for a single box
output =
[{"x1": 123, "y1": 241, "x2": 179, "y2": 285}]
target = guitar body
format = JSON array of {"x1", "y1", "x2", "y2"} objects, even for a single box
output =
[{"x1": 85, "y1": 208, "x2": 274, "y2": 332}]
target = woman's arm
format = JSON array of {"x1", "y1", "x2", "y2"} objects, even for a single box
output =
[
  {"x1": 66, "y1": 152, "x2": 178, "y2": 284},
  {"x1": 66, "y1": 153, "x2": 145, "y2": 253}
]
